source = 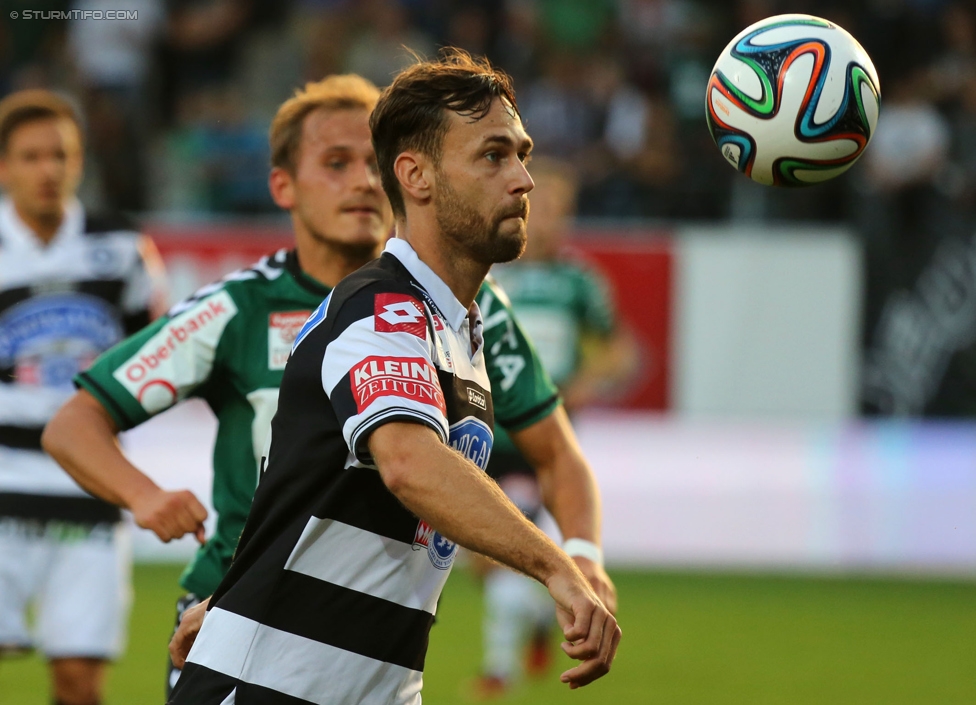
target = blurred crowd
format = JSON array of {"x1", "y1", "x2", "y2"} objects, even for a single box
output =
[{"x1": 2, "y1": 0, "x2": 976, "y2": 227}]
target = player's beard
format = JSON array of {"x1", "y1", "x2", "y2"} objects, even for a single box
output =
[{"x1": 434, "y1": 177, "x2": 528, "y2": 265}]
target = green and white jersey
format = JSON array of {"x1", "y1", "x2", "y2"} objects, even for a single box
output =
[
  {"x1": 479, "y1": 277, "x2": 560, "y2": 443},
  {"x1": 76, "y1": 250, "x2": 329, "y2": 596},
  {"x1": 76, "y1": 251, "x2": 560, "y2": 597},
  {"x1": 489, "y1": 259, "x2": 615, "y2": 386}
]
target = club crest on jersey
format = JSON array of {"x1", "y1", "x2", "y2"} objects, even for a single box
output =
[
  {"x1": 413, "y1": 520, "x2": 458, "y2": 570},
  {"x1": 268, "y1": 311, "x2": 310, "y2": 370},
  {"x1": 374, "y1": 293, "x2": 426, "y2": 338}
]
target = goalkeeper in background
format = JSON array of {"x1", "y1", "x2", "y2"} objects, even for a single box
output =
[
  {"x1": 476, "y1": 157, "x2": 637, "y2": 695},
  {"x1": 42, "y1": 74, "x2": 616, "y2": 700}
]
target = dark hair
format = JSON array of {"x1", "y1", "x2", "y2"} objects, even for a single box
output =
[
  {"x1": 370, "y1": 48, "x2": 519, "y2": 218},
  {"x1": 0, "y1": 89, "x2": 82, "y2": 155}
]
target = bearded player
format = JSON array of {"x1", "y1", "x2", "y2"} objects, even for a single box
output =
[
  {"x1": 43, "y1": 71, "x2": 615, "y2": 699},
  {"x1": 165, "y1": 49, "x2": 617, "y2": 703}
]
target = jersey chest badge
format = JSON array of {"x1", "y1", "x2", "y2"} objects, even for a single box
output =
[
  {"x1": 269, "y1": 311, "x2": 310, "y2": 370},
  {"x1": 412, "y1": 520, "x2": 458, "y2": 570}
]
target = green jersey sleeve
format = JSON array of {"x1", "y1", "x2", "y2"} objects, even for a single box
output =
[
  {"x1": 479, "y1": 277, "x2": 561, "y2": 432},
  {"x1": 74, "y1": 287, "x2": 241, "y2": 430},
  {"x1": 576, "y1": 265, "x2": 616, "y2": 338}
]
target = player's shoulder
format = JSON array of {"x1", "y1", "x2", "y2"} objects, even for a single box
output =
[
  {"x1": 479, "y1": 273, "x2": 514, "y2": 311},
  {"x1": 198, "y1": 249, "x2": 296, "y2": 303},
  {"x1": 292, "y1": 254, "x2": 421, "y2": 354},
  {"x1": 329, "y1": 252, "x2": 418, "y2": 311},
  {"x1": 166, "y1": 249, "x2": 294, "y2": 323}
]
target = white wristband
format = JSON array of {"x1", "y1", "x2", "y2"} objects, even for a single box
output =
[{"x1": 563, "y1": 538, "x2": 604, "y2": 566}]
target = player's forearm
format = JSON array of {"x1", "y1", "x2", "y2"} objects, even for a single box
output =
[
  {"x1": 370, "y1": 423, "x2": 575, "y2": 585},
  {"x1": 42, "y1": 391, "x2": 160, "y2": 509},
  {"x1": 512, "y1": 407, "x2": 601, "y2": 544},
  {"x1": 538, "y1": 451, "x2": 601, "y2": 543}
]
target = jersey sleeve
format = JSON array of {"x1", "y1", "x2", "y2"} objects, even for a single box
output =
[
  {"x1": 577, "y1": 265, "x2": 616, "y2": 337},
  {"x1": 479, "y1": 278, "x2": 561, "y2": 432},
  {"x1": 318, "y1": 286, "x2": 449, "y2": 465},
  {"x1": 74, "y1": 286, "x2": 241, "y2": 430},
  {"x1": 119, "y1": 234, "x2": 169, "y2": 335}
]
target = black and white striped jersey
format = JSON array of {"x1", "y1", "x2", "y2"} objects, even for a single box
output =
[
  {"x1": 0, "y1": 198, "x2": 160, "y2": 524},
  {"x1": 172, "y1": 238, "x2": 494, "y2": 705}
]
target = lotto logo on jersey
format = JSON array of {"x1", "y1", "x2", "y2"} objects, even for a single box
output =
[
  {"x1": 268, "y1": 311, "x2": 310, "y2": 370},
  {"x1": 351, "y1": 356, "x2": 446, "y2": 414},
  {"x1": 374, "y1": 294, "x2": 426, "y2": 338},
  {"x1": 412, "y1": 520, "x2": 458, "y2": 570}
]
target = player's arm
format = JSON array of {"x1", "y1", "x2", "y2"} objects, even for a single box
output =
[
  {"x1": 561, "y1": 269, "x2": 638, "y2": 413},
  {"x1": 508, "y1": 405, "x2": 617, "y2": 613},
  {"x1": 480, "y1": 278, "x2": 616, "y2": 609},
  {"x1": 368, "y1": 422, "x2": 620, "y2": 688},
  {"x1": 42, "y1": 390, "x2": 207, "y2": 543},
  {"x1": 43, "y1": 287, "x2": 240, "y2": 542}
]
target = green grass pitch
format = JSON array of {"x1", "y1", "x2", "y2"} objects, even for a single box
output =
[{"x1": 1, "y1": 564, "x2": 973, "y2": 704}]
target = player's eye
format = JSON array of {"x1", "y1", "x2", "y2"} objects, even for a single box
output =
[
  {"x1": 518, "y1": 152, "x2": 531, "y2": 164},
  {"x1": 485, "y1": 151, "x2": 499, "y2": 163}
]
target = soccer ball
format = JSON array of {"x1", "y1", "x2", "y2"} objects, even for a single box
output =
[{"x1": 706, "y1": 14, "x2": 881, "y2": 187}]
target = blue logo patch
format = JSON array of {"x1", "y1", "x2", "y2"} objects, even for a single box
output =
[
  {"x1": 412, "y1": 520, "x2": 458, "y2": 570},
  {"x1": 0, "y1": 294, "x2": 123, "y2": 388},
  {"x1": 449, "y1": 416, "x2": 493, "y2": 471},
  {"x1": 428, "y1": 532, "x2": 458, "y2": 569}
]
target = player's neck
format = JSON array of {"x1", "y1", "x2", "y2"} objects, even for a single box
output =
[
  {"x1": 13, "y1": 201, "x2": 64, "y2": 245},
  {"x1": 395, "y1": 219, "x2": 488, "y2": 308},
  {"x1": 292, "y1": 223, "x2": 380, "y2": 289}
]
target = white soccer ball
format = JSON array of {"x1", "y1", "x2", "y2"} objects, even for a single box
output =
[{"x1": 706, "y1": 14, "x2": 881, "y2": 186}]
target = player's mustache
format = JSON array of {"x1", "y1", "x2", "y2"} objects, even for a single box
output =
[{"x1": 497, "y1": 199, "x2": 529, "y2": 220}]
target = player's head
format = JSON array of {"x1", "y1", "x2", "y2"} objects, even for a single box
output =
[
  {"x1": 269, "y1": 75, "x2": 392, "y2": 259},
  {"x1": 371, "y1": 48, "x2": 534, "y2": 265},
  {"x1": 0, "y1": 89, "x2": 83, "y2": 222},
  {"x1": 523, "y1": 157, "x2": 578, "y2": 261}
]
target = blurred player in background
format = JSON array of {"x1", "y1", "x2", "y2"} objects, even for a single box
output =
[
  {"x1": 43, "y1": 71, "x2": 615, "y2": 700},
  {"x1": 476, "y1": 156, "x2": 636, "y2": 694},
  {"x1": 0, "y1": 90, "x2": 165, "y2": 705}
]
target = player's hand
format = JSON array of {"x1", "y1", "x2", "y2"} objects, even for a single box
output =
[
  {"x1": 546, "y1": 566, "x2": 621, "y2": 689},
  {"x1": 169, "y1": 597, "x2": 210, "y2": 669},
  {"x1": 130, "y1": 487, "x2": 208, "y2": 544},
  {"x1": 573, "y1": 556, "x2": 618, "y2": 615}
]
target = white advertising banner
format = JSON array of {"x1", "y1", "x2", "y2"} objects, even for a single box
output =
[{"x1": 123, "y1": 406, "x2": 976, "y2": 575}]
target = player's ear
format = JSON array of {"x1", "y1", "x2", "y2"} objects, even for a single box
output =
[
  {"x1": 394, "y1": 152, "x2": 431, "y2": 206},
  {"x1": 269, "y1": 166, "x2": 296, "y2": 210}
]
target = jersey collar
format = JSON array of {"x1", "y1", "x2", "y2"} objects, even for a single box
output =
[
  {"x1": 384, "y1": 237, "x2": 470, "y2": 332},
  {"x1": 283, "y1": 248, "x2": 333, "y2": 297},
  {"x1": 0, "y1": 197, "x2": 83, "y2": 249}
]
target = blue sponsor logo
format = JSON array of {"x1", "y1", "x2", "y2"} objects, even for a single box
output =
[
  {"x1": 449, "y1": 416, "x2": 493, "y2": 471},
  {"x1": 0, "y1": 294, "x2": 122, "y2": 388}
]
